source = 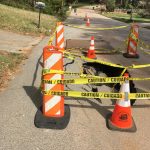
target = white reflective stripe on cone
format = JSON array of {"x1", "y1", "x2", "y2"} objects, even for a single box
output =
[
  {"x1": 129, "y1": 42, "x2": 136, "y2": 52},
  {"x1": 45, "y1": 96, "x2": 61, "y2": 112},
  {"x1": 91, "y1": 40, "x2": 94, "y2": 45},
  {"x1": 90, "y1": 46, "x2": 94, "y2": 50},
  {"x1": 117, "y1": 81, "x2": 131, "y2": 107},
  {"x1": 57, "y1": 25, "x2": 63, "y2": 33},
  {"x1": 44, "y1": 54, "x2": 62, "y2": 69},
  {"x1": 45, "y1": 74, "x2": 61, "y2": 91},
  {"x1": 57, "y1": 32, "x2": 64, "y2": 44},
  {"x1": 59, "y1": 42, "x2": 64, "y2": 49}
]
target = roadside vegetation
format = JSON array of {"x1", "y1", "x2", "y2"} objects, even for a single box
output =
[
  {"x1": 0, "y1": 51, "x2": 26, "y2": 90},
  {"x1": 103, "y1": 12, "x2": 150, "y2": 23},
  {"x1": 0, "y1": 3, "x2": 58, "y2": 90},
  {"x1": 0, "y1": 4, "x2": 58, "y2": 35}
]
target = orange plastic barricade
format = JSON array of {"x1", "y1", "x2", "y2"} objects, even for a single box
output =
[
  {"x1": 123, "y1": 24, "x2": 139, "y2": 58},
  {"x1": 43, "y1": 45, "x2": 64, "y2": 117},
  {"x1": 34, "y1": 45, "x2": 70, "y2": 129},
  {"x1": 56, "y1": 22, "x2": 64, "y2": 50}
]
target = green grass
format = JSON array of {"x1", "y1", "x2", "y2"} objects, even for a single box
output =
[
  {"x1": 103, "y1": 12, "x2": 150, "y2": 23},
  {"x1": 0, "y1": 4, "x2": 58, "y2": 35},
  {"x1": 0, "y1": 51, "x2": 26, "y2": 88}
]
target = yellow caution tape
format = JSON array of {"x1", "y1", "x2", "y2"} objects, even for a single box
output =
[
  {"x1": 43, "y1": 90, "x2": 150, "y2": 100},
  {"x1": 81, "y1": 56, "x2": 125, "y2": 68},
  {"x1": 43, "y1": 77, "x2": 150, "y2": 84},
  {"x1": 129, "y1": 77, "x2": 150, "y2": 81},
  {"x1": 64, "y1": 50, "x2": 150, "y2": 69},
  {"x1": 63, "y1": 51, "x2": 125, "y2": 68},
  {"x1": 129, "y1": 64, "x2": 150, "y2": 69},
  {"x1": 130, "y1": 33, "x2": 138, "y2": 42},
  {"x1": 47, "y1": 27, "x2": 58, "y2": 45},
  {"x1": 43, "y1": 69, "x2": 81, "y2": 76},
  {"x1": 64, "y1": 24, "x2": 129, "y2": 30},
  {"x1": 139, "y1": 40, "x2": 150, "y2": 50},
  {"x1": 43, "y1": 77, "x2": 126, "y2": 84},
  {"x1": 129, "y1": 93, "x2": 150, "y2": 99},
  {"x1": 139, "y1": 44, "x2": 150, "y2": 55},
  {"x1": 43, "y1": 90, "x2": 124, "y2": 99},
  {"x1": 42, "y1": 69, "x2": 105, "y2": 78},
  {"x1": 42, "y1": 69, "x2": 150, "y2": 81}
]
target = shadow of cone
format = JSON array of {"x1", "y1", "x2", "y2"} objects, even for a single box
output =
[{"x1": 107, "y1": 73, "x2": 137, "y2": 132}]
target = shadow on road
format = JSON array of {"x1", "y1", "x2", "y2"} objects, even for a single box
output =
[
  {"x1": 23, "y1": 86, "x2": 42, "y2": 109},
  {"x1": 32, "y1": 53, "x2": 42, "y2": 87},
  {"x1": 87, "y1": 99, "x2": 112, "y2": 118}
]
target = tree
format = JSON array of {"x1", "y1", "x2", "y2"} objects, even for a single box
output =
[{"x1": 106, "y1": 0, "x2": 116, "y2": 11}]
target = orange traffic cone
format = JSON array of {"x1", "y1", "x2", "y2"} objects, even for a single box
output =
[
  {"x1": 87, "y1": 36, "x2": 96, "y2": 59},
  {"x1": 107, "y1": 73, "x2": 136, "y2": 132},
  {"x1": 123, "y1": 24, "x2": 139, "y2": 58},
  {"x1": 86, "y1": 18, "x2": 90, "y2": 26}
]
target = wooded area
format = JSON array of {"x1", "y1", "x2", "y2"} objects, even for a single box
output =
[{"x1": 0, "y1": 0, "x2": 149, "y2": 18}]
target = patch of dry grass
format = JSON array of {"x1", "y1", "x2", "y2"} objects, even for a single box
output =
[
  {"x1": 0, "y1": 51, "x2": 26, "y2": 90},
  {"x1": 0, "y1": 4, "x2": 58, "y2": 35}
]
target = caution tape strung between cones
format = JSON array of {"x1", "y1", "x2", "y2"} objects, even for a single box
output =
[
  {"x1": 64, "y1": 23, "x2": 129, "y2": 30},
  {"x1": 47, "y1": 26, "x2": 58, "y2": 45},
  {"x1": 140, "y1": 48, "x2": 150, "y2": 55},
  {"x1": 42, "y1": 69, "x2": 150, "y2": 81},
  {"x1": 129, "y1": 93, "x2": 150, "y2": 99},
  {"x1": 139, "y1": 40, "x2": 150, "y2": 50},
  {"x1": 43, "y1": 90, "x2": 150, "y2": 100},
  {"x1": 63, "y1": 50, "x2": 150, "y2": 69},
  {"x1": 43, "y1": 90, "x2": 124, "y2": 99},
  {"x1": 129, "y1": 64, "x2": 150, "y2": 69},
  {"x1": 63, "y1": 51, "x2": 125, "y2": 68},
  {"x1": 43, "y1": 77, "x2": 150, "y2": 84}
]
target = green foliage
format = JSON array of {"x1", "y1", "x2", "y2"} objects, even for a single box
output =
[
  {"x1": 0, "y1": 0, "x2": 69, "y2": 20},
  {"x1": 106, "y1": 0, "x2": 116, "y2": 12},
  {"x1": 0, "y1": 4, "x2": 57, "y2": 35}
]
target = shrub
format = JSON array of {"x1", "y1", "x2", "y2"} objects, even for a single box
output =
[{"x1": 106, "y1": 0, "x2": 116, "y2": 12}]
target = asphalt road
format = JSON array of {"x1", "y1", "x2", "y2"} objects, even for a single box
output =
[{"x1": 0, "y1": 7, "x2": 150, "y2": 150}]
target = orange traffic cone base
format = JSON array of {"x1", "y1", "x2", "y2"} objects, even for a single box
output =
[
  {"x1": 34, "y1": 105, "x2": 70, "y2": 129},
  {"x1": 106, "y1": 113, "x2": 137, "y2": 132},
  {"x1": 123, "y1": 53, "x2": 139, "y2": 58},
  {"x1": 87, "y1": 50, "x2": 96, "y2": 59}
]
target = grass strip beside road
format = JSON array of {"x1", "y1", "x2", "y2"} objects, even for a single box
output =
[
  {"x1": 0, "y1": 51, "x2": 26, "y2": 90},
  {"x1": 0, "y1": 4, "x2": 58, "y2": 35},
  {"x1": 102, "y1": 12, "x2": 150, "y2": 23}
]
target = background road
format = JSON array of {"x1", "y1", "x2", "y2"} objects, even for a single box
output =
[{"x1": 0, "y1": 7, "x2": 150, "y2": 150}]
